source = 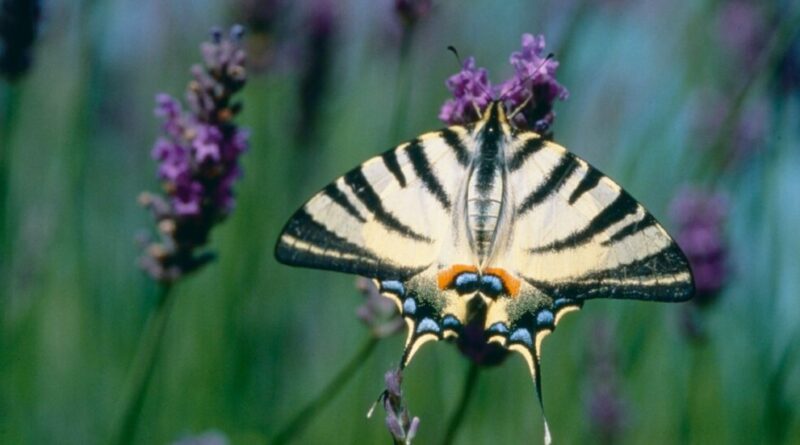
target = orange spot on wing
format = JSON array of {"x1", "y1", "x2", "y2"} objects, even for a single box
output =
[
  {"x1": 437, "y1": 264, "x2": 478, "y2": 289},
  {"x1": 484, "y1": 267, "x2": 521, "y2": 297}
]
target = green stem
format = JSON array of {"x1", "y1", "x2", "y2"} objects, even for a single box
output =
[
  {"x1": 0, "y1": 85, "x2": 22, "y2": 293},
  {"x1": 388, "y1": 28, "x2": 415, "y2": 144},
  {"x1": 109, "y1": 284, "x2": 175, "y2": 445},
  {"x1": 271, "y1": 336, "x2": 380, "y2": 445},
  {"x1": 440, "y1": 363, "x2": 480, "y2": 445},
  {"x1": 684, "y1": 335, "x2": 715, "y2": 445}
]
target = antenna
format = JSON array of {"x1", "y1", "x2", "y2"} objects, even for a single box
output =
[{"x1": 447, "y1": 45, "x2": 462, "y2": 65}]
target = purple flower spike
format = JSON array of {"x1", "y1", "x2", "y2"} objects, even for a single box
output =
[
  {"x1": 379, "y1": 369, "x2": 420, "y2": 445},
  {"x1": 356, "y1": 278, "x2": 404, "y2": 338},
  {"x1": 439, "y1": 57, "x2": 494, "y2": 125},
  {"x1": 670, "y1": 188, "x2": 729, "y2": 306},
  {"x1": 439, "y1": 33, "x2": 567, "y2": 132},
  {"x1": 499, "y1": 34, "x2": 568, "y2": 131},
  {"x1": 139, "y1": 26, "x2": 249, "y2": 283}
]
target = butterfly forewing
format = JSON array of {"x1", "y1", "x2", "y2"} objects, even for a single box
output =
[
  {"x1": 502, "y1": 136, "x2": 693, "y2": 302},
  {"x1": 276, "y1": 129, "x2": 474, "y2": 279}
]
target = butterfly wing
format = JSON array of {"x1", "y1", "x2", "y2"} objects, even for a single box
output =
[
  {"x1": 484, "y1": 133, "x2": 694, "y2": 378},
  {"x1": 275, "y1": 127, "x2": 477, "y2": 366}
]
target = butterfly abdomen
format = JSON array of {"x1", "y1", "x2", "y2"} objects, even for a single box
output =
[{"x1": 466, "y1": 155, "x2": 504, "y2": 261}]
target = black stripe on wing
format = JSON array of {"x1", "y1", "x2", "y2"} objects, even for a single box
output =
[
  {"x1": 406, "y1": 140, "x2": 453, "y2": 210},
  {"x1": 508, "y1": 137, "x2": 544, "y2": 172},
  {"x1": 523, "y1": 246, "x2": 694, "y2": 302},
  {"x1": 323, "y1": 183, "x2": 366, "y2": 223},
  {"x1": 568, "y1": 168, "x2": 603, "y2": 204},
  {"x1": 529, "y1": 191, "x2": 639, "y2": 253},
  {"x1": 381, "y1": 149, "x2": 407, "y2": 187},
  {"x1": 601, "y1": 213, "x2": 657, "y2": 246},
  {"x1": 275, "y1": 208, "x2": 423, "y2": 280},
  {"x1": 439, "y1": 128, "x2": 471, "y2": 167},
  {"x1": 518, "y1": 153, "x2": 579, "y2": 215},
  {"x1": 343, "y1": 167, "x2": 432, "y2": 243}
]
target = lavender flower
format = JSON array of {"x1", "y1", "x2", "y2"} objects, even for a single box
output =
[
  {"x1": 373, "y1": 369, "x2": 420, "y2": 445},
  {"x1": 139, "y1": 26, "x2": 248, "y2": 283},
  {"x1": 296, "y1": 0, "x2": 336, "y2": 145},
  {"x1": 456, "y1": 316, "x2": 508, "y2": 367},
  {"x1": 440, "y1": 33, "x2": 568, "y2": 132},
  {"x1": 439, "y1": 57, "x2": 494, "y2": 125},
  {"x1": 583, "y1": 320, "x2": 627, "y2": 444},
  {"x1": 355, "y1": 277, "x2": 404, "y2": 338},
  {"x1": 670, "y1": 188, "x2": 729, "y2": 307},
  {"x1": 716, "y1": 0, "x2": 767, "y2": 67},
  {"x1": 500, "y1": 34, "x2": 569, "y2": 131},
  {"x1": 235, "y1": 0, "x2": 285, "y2": 72},
  {"x1": 690, "y1": 90, "x2": 768, "y2": 169},
  {"x1": 0, "y1": 0, "x2": 42, "y2": 80}
]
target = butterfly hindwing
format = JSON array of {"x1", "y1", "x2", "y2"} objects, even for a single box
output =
[{"x1": 375, "y1": 268, "x2": 467, "y2": 367}]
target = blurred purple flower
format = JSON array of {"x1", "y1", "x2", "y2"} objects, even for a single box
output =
[
  {"x1": 295, "y1": 0, "x2": 337, "y2": 145},
  {"x1": 0, "y1": 0, "x2": 42, "y2": 80},
  {"x1": 716, "y1": 1, "x2": 767, "y2": 65},
  {"x1": 355, "y1": 277, "x2": 404, "y2": 338},
  {"x1": 374, "y1": 369, "x2": 420, "y2": 445},
  {"x1": 440, "y1": 34, "x2": 568, "y2": 132},
  {"x1": 139, "y1": 26, "x2": 249, "y2": 283},
  {"x1": 456, "y1": 316, "x2": 508, "y2": 367},
  {"x1": 670, "y1": 187, "x2": 729, "y2": 307},
  {"x1": 583, "y1": 320, "x2": 628, "y2": 444},
  {"x1": 691, "y1": 90, "x2": 768, "y2": 168}
]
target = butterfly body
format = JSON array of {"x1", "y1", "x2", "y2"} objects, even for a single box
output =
[{"x1": 276, "y1": 99, "x2": 693, "y2": 389}]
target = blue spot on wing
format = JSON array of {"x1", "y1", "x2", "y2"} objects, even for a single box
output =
[
  {"x1": 454, "y1": 273, "x2": 479, "y2": 293},
  {"x1": 381, "y1": 280, "x2": 406, "y2": 296},
  {"x1": 536, "y1": 310, "x2": 554, "y2": 327},
  {"x1": 417, "y1": 318, "x2": 441, "y2": 334},
  {"x1": 487, "y1": 322, "x2": 509, "y2": 335},
  {"x1": 480, "y1": 275, "x2": 504, "y2": 296},
  {"x1": 509, "y1": 328, "x2": 533, "y2": 348},
  {"x1": 403, "y1": 298, "x2": 417, "y2": 315},
  {"x1": 442, "y1": 315, "x2": 461, "y2": 330}
]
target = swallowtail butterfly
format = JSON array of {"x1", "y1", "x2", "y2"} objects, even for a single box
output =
[{"x1": 275, "y1": 101, "x2": 694, "y2": 441}]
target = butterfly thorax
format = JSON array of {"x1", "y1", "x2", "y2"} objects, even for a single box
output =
[{"x1": 466, "y1": 102, "x2": 509, "y2": 265}]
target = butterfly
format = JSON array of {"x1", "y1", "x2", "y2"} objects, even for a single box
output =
[{"x1": 275, "y1": 100, "x2": 694, "y2": 441}]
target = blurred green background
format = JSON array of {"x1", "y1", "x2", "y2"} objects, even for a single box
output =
[{"x1": 2, "y1": 0, "x2": 799, "y2": 443}]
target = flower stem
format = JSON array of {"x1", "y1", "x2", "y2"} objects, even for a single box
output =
[
  {"x1": 109, "y1": 284, "x2": 175, "y2": 445},
  {"x1": 389, "y1": 29, "x2": 414, "y2": 144},
  {"x1": 0, "y1": 84, "x2": 21, "y2": 292},
  {"x1": 272, "y1": 336, "x2": 380, "y2": 445},
  {"x1": 440, "y1": 363, "x2": 480, "y2": 445}
]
